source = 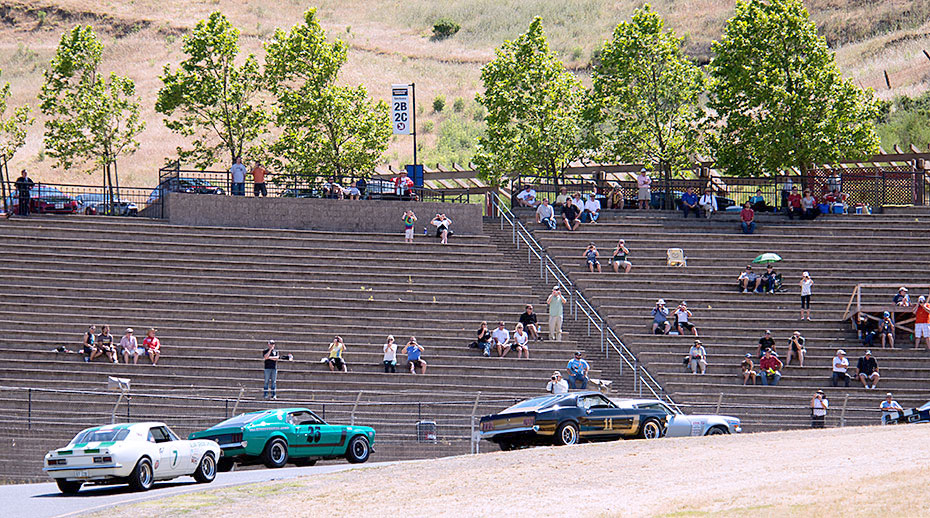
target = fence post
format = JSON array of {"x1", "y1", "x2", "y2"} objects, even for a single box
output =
[
  {"x1": 470, "y1": 392, "x2": 481, "y2": 455},
  {"x1": 225, "y1": 399, "x2": 229, "y2": 418},
  {"x1": 840, "y1": 393, "x2": 849, "y2": 427},
  {"x1": 27, "y1": 388, "x2": 32, "y2": 430},
  {"x1": 715, "y1": 393, "x2": 723, "y2": 415},
  {"x1": 351, "y1": 391, "x2": 363, "y2": 426}
]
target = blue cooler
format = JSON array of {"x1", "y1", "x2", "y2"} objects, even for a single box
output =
[
  {"x1": 818, "y1": 203, "x2": 830, "y2": 214},
  {"x1": 832, "y1": 204, "x2": 845, "y2": 214}
]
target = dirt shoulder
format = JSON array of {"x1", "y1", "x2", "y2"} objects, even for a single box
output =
[{"x1": 94, "y1": 425, "x2": 930, "y2": 518}]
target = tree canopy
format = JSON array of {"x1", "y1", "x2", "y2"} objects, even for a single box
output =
[{"x1": 0, "y1": 69, "x2": 32, "y2": 164}]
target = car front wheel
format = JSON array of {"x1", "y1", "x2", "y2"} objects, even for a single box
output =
[
  {"x1": 639, "y1": 418, "x2": 662, "y2": 440},
  {"x1": 555, "y1": 422, "x2": 579, "y2": 446},
  {"x1": 193, "y1": 452, "x2": 216, "y2": 483},
  {"x1": 345, "y1": 435, "x2": 371, "y2": 464},
  {"x1": 705, "y1": 426, "x2": 729, "y2": 436},
  {"x1": 261, "y1": 438, "x2": 289, "y2": 469},
  {"x1": 128, "y1": 457, "x2": 154, "y2": 491},
  {"x1": 55, "y1": 479, "x2": 82, "y2": 494}
]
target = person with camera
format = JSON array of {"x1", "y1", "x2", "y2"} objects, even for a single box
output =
[
  {"x1": 786, "y1": 331, "x2": 806, "y2": 367},
  {"x1": 688, "y1": 340, "x2": 707, "y2": 375},
  {"x1": 402, "y1": 210, "x2": 418, "y2": 243},
  {"x1": 546, "y1": 371, "x2": 569, "y2": 394},
  {"x1": 430, "y1": 214, "x2": 453, "y2": 244},
  {"x1": 583, "y1": 242, "x2": 602, "y2": 273},
  {"x1": 547, "y1": 286, "x2": 567, "y2": 341},
  {"x1": 673, "y1": 301, "x2": 698, "y2": 336},
  {"x1": 857, "y1": 315, "x2": 877, "y2": 347},
  {"x1": 912, "y1": 295, "x2": 930, "y2": 350},
  {"x1": 651, "y1": 299, "x2": 671, "y2": 335},
  {"x1": 811, "y1": 390, "x2": 829, "y2": 428},
  {"x1": 566, "y1": 351, "x2": 590, "y2": 389},
  {"x1": 263, "y1": 340, "x2": 280, "y2": 399},
  {"x1": 405, "y1": 337, "x2": 427, "y2": 374},
  {"x1": 879, "y1": 311, "x2": 896, "y2": 348},
  {"x1": 325, "y1": 336, "x2": 348, "y2": 373},
  {"x1": 475, "y1": 322, "x2": 494, "y2": 357},
  {"x1": 491, "y1": 321, "x2": 511, "y2": 357},
  {"x1": 831, "y1": 349, "x2": 850, "y2": 387},
  {"x1": 383, "y1": 335, "x2": 397, "y2": 373},
  {"x1": 610, "y1": 239, "x2": 632, "y2": 274}
]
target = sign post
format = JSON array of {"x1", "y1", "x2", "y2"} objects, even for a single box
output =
[{"x1": 391, "y1": 83, "x2": 417, "y2": 166}]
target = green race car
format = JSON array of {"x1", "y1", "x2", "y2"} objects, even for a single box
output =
[{"x1": 189, "y1": 408, "x2": 374, "y2": 471}]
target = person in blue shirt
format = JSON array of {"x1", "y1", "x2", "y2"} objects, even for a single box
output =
[
  {"x1": 749, "y1": 189, "x2": 768, "y2": 212},
  {"x1": 680, "y1": 187, "x2": 700, "y2": 218},
  {"x1": 405, "y1": 337, "x2": 427, "y2": 374},
  {"x1": 566, "y1": 351, "x2": 590, "y2": 389}
]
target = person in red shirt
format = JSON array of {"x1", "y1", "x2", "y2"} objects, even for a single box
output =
[
  {"x1": 759, "y1": 349, "x2": 783, "y2": 385},
  {"x1": 740, "y1": 202, "x2": 756, "y2": 234},
  {"x1": 393, "y1": 172, "x2": 414, "y2": 200},
  {"x1": 143, "y1": 328, "x2": 161, "y2": 366},
  {"x1": 912, "y1": 295, "x2": 930, "y2": 350},
  {"x1": 251, "y1": 162, "x2": 268, "y2": 197},
  {"x1": 786, "y1": 186, "x2": 802, "y2": 219}
]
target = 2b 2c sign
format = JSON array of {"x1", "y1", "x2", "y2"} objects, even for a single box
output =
[{"x1": 392, "y1": 84, "x2": 412, "y2": 135}]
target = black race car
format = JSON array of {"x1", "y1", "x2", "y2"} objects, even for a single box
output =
[
  {"x1": 479, "y1": 391, "x2": 668, "y2": 450},
  {"x1": 882, "y1": 401, "x2": 930, "y2": 425}
]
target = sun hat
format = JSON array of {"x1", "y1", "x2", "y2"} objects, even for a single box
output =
[
  {"x1": 744, "y1": 353, "x2": 752, "y2": 357},
  {"x1": 268, "y1": 339, "x2": 275, "y2": 344},
  {"x1": 657, "y1": 299, "x2": 666, "y2": 305},
  {"x1": 837, "y1": 349, "x2": 846, "y2": 355},
  {"x1": 553, "y1": 371, "x2": 561, "y2": 377},
  {"x1": 886, "y1": 392, "x2": 893, "y2": 397},
  {"x1": 865, "y1": 350, "x2": 872, "y2": 355},
  {"x1": 125, "y1": 328, "x2": 133, "y2": 334},
  {"x1": 802, "y1": 271, "x2": 810, "y2": 277},
  {"x1": 816, "y1": 389, "x2": 825, "y2": 394},
  {"x1": 900, "y1": 287, "x2": 908, "y2": 292},
  {"x1": 884, "y1": 311, "x2": 891, "y2": 317}
]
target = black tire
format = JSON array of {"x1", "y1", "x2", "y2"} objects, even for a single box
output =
[
  {"x1": 128, "y1": 457, "x2": 154, "y2": 491},
  {"x1": 639, "y1": 418, "x2": 663, "y2": 440},
  {"x1": 345, "y1": 435, "x2": 371, "y2": 464},
  {"x1": 498, "y1": 441, "x2": 515, "y2": 451},
  {"x1": 217, "y1": 457, "x2": 235, "y2": 472},
  {"x1": 55, "y1": 479, "x2": 82, "y2": 494},
  {"x1": 192, "y1": 452, "x2": 217, "y2": 483},
  {"x1": 705, "y1": 426, "x2": 729, "y2": 436},
  {"x1": 554, "y1": 421, "x2": 579, "y2": 446},
  {"x1": 261, "y1": 438, "x2": 289, "y2": 469},
  {"x1": 293, "y1": 458, "x2": 318, "y2": 467}
]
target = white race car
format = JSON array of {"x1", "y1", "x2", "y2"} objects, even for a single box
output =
[
  {"x1": 44, "y1": 422, "x2": 220, "y2": 494},
  {"x1": 612, "y1": 399, "x2": 742, "y2": 437}
]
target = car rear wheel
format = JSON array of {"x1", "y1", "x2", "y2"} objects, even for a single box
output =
[
  {"x1": 261, "y1": 438, "x2": 289, "y2": 469},
  {"x1": 193, "y1": 452, "x2": 216, "y2": 483},
  {"x1": 555, "y1": 422, "x2": 579, "y2": 446},
  {"x1": 55, "y1": 479, "x2": 82, "y2": 494},
  {"x1": 345, "y1": 435, "x2": 371, "y2": 464},
  {"x1": 128, "y1": 457, "x2": 154, "y2": 491},
  {"x1": 498, "y1": 441, "x2": 516, "y2": 451},
  {"x1": 705, "y1": 426, "x2": 729, "y2": 436},
  {"x1": 639, "y1": 418, "x2": 662, "y2": 440},
  {"x1": 217, "y1": 457, "x2": 236, "y2": 472}
]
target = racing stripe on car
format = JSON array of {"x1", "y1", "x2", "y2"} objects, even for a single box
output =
[{"x1": 291, "y1": 430, "x2": 347, "y2": 448}]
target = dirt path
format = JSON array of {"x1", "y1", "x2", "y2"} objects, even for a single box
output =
[{"x1": 98, "y1": 426, "x2": 930, "y2": 518}]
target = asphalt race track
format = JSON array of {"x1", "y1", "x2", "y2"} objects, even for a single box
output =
[{"x1": 2, "y1": 462, "x2": 391, "y2": 518}]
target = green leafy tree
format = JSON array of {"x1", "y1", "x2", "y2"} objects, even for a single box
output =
[
  {"x1": 39, "y1": 26, "x2": 144, "y2": 197},
  {"x1": 0, "y1": 68, "x2": 33, "y2": 211},
  {"x1": 264, "y1": 9, "x2": 390, "y2": 183},
  {"x1": 709, "y1": 0, "x2": 880, "y2": 176},
  {"x1": 589, "y1": 5, "x2": 706, "y2": 178},
  {"x1": 474, "y1": 17, "x2": 585, "y2": 185},
  {"x1": 157, "y1": 12, "x2": 267, "y2": 168}
]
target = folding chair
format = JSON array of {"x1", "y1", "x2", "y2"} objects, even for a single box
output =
[{"x1": 667, "y1": 248, "x2": 687, "y2": 267}]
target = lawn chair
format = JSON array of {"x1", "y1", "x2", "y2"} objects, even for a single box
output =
[{"x1": 667, "y1": 248, "x2": 687, "y2": 267}]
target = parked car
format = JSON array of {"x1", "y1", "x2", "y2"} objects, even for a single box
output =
[
  {"x1": 43, "y1": 422, "x2": 220, "y2": 494},
  {"x1": 146, "y1": 177, "x2": 225, "y2": 206},
  {"x1": 189, "y1": 407, "x2": 375, "y2": 471},
  {"x1": 612, "y1": 399, "x2": 741, "y2": 436},
  {"x1": 75, "y1": 193, "x2": 139, "y2": 216},
  {"x1": 882, "y1": 401, "x2": 930, "y2": 426},
  {"x1": 479, "y1": 392, "x2": 668, "y2": 450},
  {"x1": 8, "y1": 185, "x2": 79, "y2": 214},
  {"x1": 279, "y1": 187, "x2": 322, "y2": 198}
]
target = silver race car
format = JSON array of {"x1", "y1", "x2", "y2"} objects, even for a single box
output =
[{"x1": 613, "y1": 399, "x2": 741, "y2": 436}]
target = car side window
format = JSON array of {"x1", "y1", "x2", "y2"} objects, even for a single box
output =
[
  {"x1": 289, "y1": 411, "x2": 323, "y2": 426},
  {"x1": 148, "y1": 427, "x2": 172, "y2": 443}
]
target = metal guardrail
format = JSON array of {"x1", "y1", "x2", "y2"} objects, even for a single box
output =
[{"x1": 487, "y1": 193, "x2": 678, "y2": 411}]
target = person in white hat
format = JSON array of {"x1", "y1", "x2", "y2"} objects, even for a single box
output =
[
  {"x1": 546, "y1": 371, "x2": 569, "y2": 394},
  {"x1": 799, "y1": 271, "x2": 814, "y2": 321},
  {"x1": 910, "y1": 295, "x2": 930, "y2": 350},
  {"x1": 120, "y1": 327, "x2": 140, "y2": 365},
  {"x1": 831, "y1": 349, "x2": 849, "y2": 387},
  {"x1": 652, "y1": 299, "x2": 670, "y2": 335},
  {"x1": 811, "y1": 390, "x2": 829, "y2": 428},
  {"x1": 893, "y1": 287, "x2": 910, "y2": 307},
  {"x1": 547, "y1": 286, "x2": 567, "y2": 341},
  {"x1": 636, "y1": 168, "x2": 652, "y2": 210}
]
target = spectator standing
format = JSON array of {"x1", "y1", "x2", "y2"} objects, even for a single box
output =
[
  {"x1": 811, "y1": 390, "x2": 829, "y2": 428},
  {"x1": 786, "y1": 185, "x2": 802, "y2": 219},
  {"x1": 491, "y1": 321, "x2": 511, "y2": 357},
  {"x1": 673, "y1": 302, "x2": 698, "y2": 336},
  {"x1": 383, "y1": 335, "x2": 397, "y2": 373},
  {"x1": 879, "y1": 311, "x2": 895, "y2": 349},
  {"x1": 251, "y1": 162, "x2": 268, "y2": 197},
  {"x1": 566, "y1": 351, "x2": 590, "y2": 389},
  {"x1": 636, "y1": 169, "x2": 652, "y2": 210},
  {"x1": 402, "y1": 210, "x2": 418, "y2": 243},
  {"x1": 799, "y1": 271, "x2": 814, "y2": 321},
  {"x1": 547, "y1": 286, "x2": 567, "y2": 341},
  {"x1": 911, "y1": 295, "x2": 930, "y2": 350},
  {"x1": 581, "y1": 194, "x2": 601, "y2": 223},
  {"x1": 547, "y1": 371, "x2": 569, "y2": 394},
  {"x1": 880, "y1": 393, "x2": 904, "y2": 422},
  {"x1": 680, "y1": 187, "x2": 700, "y2": 218},
  {"x1": 142, "y1": 328, "x2": 161, "y2": 366},
  {"x1": 738, "y1": 265, "x2": 761, "y2": 293},
  {"x1": 82, "y1": 325, "x2": 96, "y2": 363},
  {"x1": 561, "y1": 200, "x2": 580, "y2": 231},
  {"x1": 535, "y1": 198, "x2": 556, "y2": 230},
  {"x1": 739, "y1": 202, "x2": 756, "y2": 234},
  {"x1": 518, "y1": 305, "x2": 540, "y2": 342},
  {"x1": 476, "y1": 322, "x2": 493, "y2": 357},
  {"x1": 14, "y1": 169, "x2": 34, "y2": 216},
  {"x1": 610, "y1": 239, "x2": 632, "y2": 274},
  {"x1": 263, "y1": 340, "x2": 279, "y2": 400},
  {"x1": 831, "y1": 349, "x2": 850, "y2": 387},
  {"x1": 893, "y1": 287, "x2": 910, "y2": 307},
  {"x1": 688, "y1": 340, "x2": 707, "y2": 375},
  {"x1": 120, "y1": 328, "x2": 140, "y2": 365},
  {"x1": 583, "y1": 242, "x2": 602, "y2": 273},
  {"x1": 856, "y1": 350, "x2": 880, "y2": 389},
  {"x1": 651, "y1": 299, "x2": 670, "y2": 335},
  {"x1": 759, "y1": 349, "x2": 783, "y2": 386},
  {"x1": 515, "y1": 185, "x2": 539, "y2": 207},
  {"x1": 94, "y1": 325, "x2": 117, "y2": 363},
  {"x1": 512, "y1": 323, "x2": 530, "y2": 359},
  {"x1": 785, "y1": 331, "x2": 806, "y2": 367},
  {"x1": 230, "y1": 157, "x2": 247, "y2": 196},
  {"x1": 857, "y1": 315, "x2": 877, "y2": 347},
  {"x1": 405, "y1": 337, "x2": 427, "y2": 374},
  {"x1": 699, "y1": 188, "x2": 718, "y2": 218},
  {"x1": 326, "y1": 336, "x2": 348, "y2": 373},
  {"x1": 741, "y1": 354, "x2": 757, "y2": 385},
  {"x1": 757, "y1": 330, "x2": 776, "y2": 358},
  {"x1": 431, "y1": 214, "x2": 453, "y2": 244},
  {"x1": 761, "y1": 264, "x2": 778, "y2": 294}
]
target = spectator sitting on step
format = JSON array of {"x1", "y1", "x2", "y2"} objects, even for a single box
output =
[
  {"x1": 555, "y1": 186, "x2": 570, "y2": 207},
  {"x1": 651, "y1": 299, "x2": 671, "y2": 335},
  {"x1": 831, "y1": 349, "x2": 850, "y2": 387},
  {"x1": 680, "y1": 186, "x2": 700, "y2": 218},
  {"x1": 610, "y1": 239, "x2": 632, "y2": 274},
  {"x1": 759, "y1": 348, "x2": 783, "y2": 386},
  {"x1": 800, "y1": 189, "x2": 820, "y2": 220},
  {"x1": 142, "y1": 328, "x2": 161, "y2": 367},
  {"x1": 547, "y1": 371, "x2": 569, "y2": 394},
  {"x1": 120, "y1": 328, "x2": 140, "y2": 365},
  {"x1": 93, "y1": 325, "x2": 118, "y2": 363},
  {"x1": 491, "y1": 321, "x2": 511, "y2": 357},
  {"x1": 741, "y1": 353, "x2": 757, "y2": 385},
  {"x1": 518, "y1": 305, "x2": 541, "y2": 342},
  {"x1": 566, "y1": 351, "x2": 590, "y2": 389},
  {"x1": 82, "y1": 325, "x2": 96, "y2": 363},
  {"x1": 912, "y1": 295, "x2": 930, "y2": 351},
  {"x1": 688, "y1": 339, "x2": 707, "y2": 375},
  {"x1": 740, "y1": 202, "x2": 756, "y2": 234},
  {"x1": 561, "y1": 200, "x2": 581, "y2": 231},
  {"x1": 786, "y1": 185, "x2": 803, "y2": 219},
  {"x1": 383, "y1": 335, "x2": 397, "y2": 373},
  {"x1": 475, "y1": 322, "x2": 493, "y2": 357},
  {"x1": 879, "y1": 311, "x2": 896, "y2": 349},
  {"x1": 571, "y1": 192, "x2": 585, "y2": 213},
  {"x1": 738, "y1": 265, "x2": 762, "y2": 293},
  {"x1": 856, "y1": 350, "x2": 880, "y2": 389},
  {"x1": 581, "y1": 194, "x2": 601, "y2": 223},
  {"x1": 893, "y1": 286, "x2": 910, "y2": 307},
  {"x1": 749, "y1": 189, "x2": 768, "y2": 212},
  {"x1": 405, "y1": 337, "x2": 427, "y2": 374},
  {"x1": 824, "y1": 188, "x2": 847, "y2": 213},
  {"x1": 673, "y1": 301, "x2": 698, "y2": 336},
  {"x1": 512, "y1": 323, "x2": 530, "y2": 359},
  {"x1": 880, "y1": 393, "x2": 904, "y2": 422},
  {"x1": 757, "y1": 330, "x2": 776, "y2": 358},
  {"x1": 583, "y1": 242, "x2": 602, "y2": 273},
  {"x1": 785, "y1": 331, "x2": 806, "y2": 367},
  {"x1": 535, "y1": 198, "x2": 557, "y2": 230},
  {"x1": 431, "y1": 214, "x2": 453, "y2": 245},
  {"x1": 515, "y1": 185, "x2": 539, "y2": 207},
  {"x1": 325, "y1": 336, "x2": 348, "y2": 373},
  {"x1": 761, "y1": 264, "x2": 778, "y2": 294},
  {"x1": 699, "y1": 188, "x2": 718, "y2": 218},
  {"x1": 857, "y1": 315, "x2": 877, "y2": 347}
]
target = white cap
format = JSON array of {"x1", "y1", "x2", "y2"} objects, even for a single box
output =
[
  {"x1": 657, "y1": 299, "x2": 665, "y2": 305},
  {"x1": 837, "y1": 349, "x2": 846, "y2": 355},
  {"x1": 802, "y1": 271, "x2": 810, "y2": 277}
]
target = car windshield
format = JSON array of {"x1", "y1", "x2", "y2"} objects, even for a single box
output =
[
  {"x1": 505, "y1": 395, "x2": 562, "y2": 411},
  {"x1": 33, "y1": 186, "x2": 67, "y2": 198},
  {"x1": 637, "y1": 402, "x2": 675, "y2": 416},
  {"x1": 918, "y1": 401, "x2": 930, "y2": 411},
  {"x1": 71, "y1": 428, "x2": 131, "y2": 444},
  {"x1": 212, "y1": 411, "x2": 271, "y2": 428}
]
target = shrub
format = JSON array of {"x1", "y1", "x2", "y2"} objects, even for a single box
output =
[
  {"x1": 432, "y1": 95, "x2": 445, "y2": 113},
  {"x1": 422, "y1": 120, "x2": 434, "y2": 134},
  {"x1": 452, "y1": 97, "x2": 465, "y2": 112},
  {"x1": 432, "y1": 18, "x2": 461, "y2": 40}
]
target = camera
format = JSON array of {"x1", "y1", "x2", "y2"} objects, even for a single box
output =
[{"x1": 551, "y1": 376, "x2": 556, "y2": 381}]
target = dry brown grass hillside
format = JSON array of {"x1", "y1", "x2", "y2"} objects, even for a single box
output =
[{"x1": 2, "y1": 0, "x2": 930, "y2": 186}]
